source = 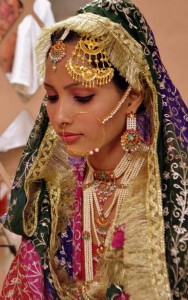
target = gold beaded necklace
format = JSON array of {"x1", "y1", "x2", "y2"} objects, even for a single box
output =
[{"x1": 82, "y1": 143, "x2": 149, "y2": 282}]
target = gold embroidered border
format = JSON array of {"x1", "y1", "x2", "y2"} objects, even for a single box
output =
[
  {"x1": 99, "y1": 160, "x2": 155, "y2": 300},
  {"x1": 145, "y1": 82, "x2": 171, "y2": 299},
  {"x1": 24, "y1": 120, "x2": 76, "y2": 297},
  {"x1": 47, "y1": 182, "x2": 78, "y2": 299},
  {"x1": 43, "y1": 138, "x2": 77, "y2": 299},
  {"x1": 34, "y1": 12, "x2": 171, "y2": 299},
  {"x1": 23, "y1": 123, "x2": 58, "y2": 236},
  {"x1": 47, "y1": 95, "x2": 171, "y2": 299}
]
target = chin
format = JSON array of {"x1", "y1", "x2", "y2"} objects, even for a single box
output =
[{"x1": 66, "y1": 149, "x2": 85, "y2": 158}]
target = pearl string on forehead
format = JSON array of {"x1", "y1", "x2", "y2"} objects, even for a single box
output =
[{"x1": 101, "y1": 86, "x2": 132, "y2": 124}]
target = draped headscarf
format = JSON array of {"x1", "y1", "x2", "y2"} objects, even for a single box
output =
[{"x1": 2, "y1": 1, "x2": 188, "y2": 299}]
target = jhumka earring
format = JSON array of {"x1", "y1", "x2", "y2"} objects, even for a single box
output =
[
  {"x1": 49, "y1": 29, "x2": 69, "y2": 71},
  {"x1": 66, "y1": 34, "x2": 114, "y2": 88},
  {"x1": 121, "y1": 112, "x2": 141, "y2": 153}
]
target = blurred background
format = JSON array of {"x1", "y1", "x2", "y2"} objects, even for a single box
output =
[{"x1": 0, "y1": 0, "x2": 188, "y2": 293}]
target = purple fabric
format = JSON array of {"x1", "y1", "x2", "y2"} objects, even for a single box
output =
[
  {"x1": 148, "y1": 31, "x2": 188, "y2": 148},
  {"x1": 58, "y1": 222, "x2": 73, "y2": 277}
]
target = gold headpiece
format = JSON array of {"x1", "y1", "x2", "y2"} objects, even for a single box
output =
[{"x1": 66, "y1": 34, "x2": 114, "y2": 88}]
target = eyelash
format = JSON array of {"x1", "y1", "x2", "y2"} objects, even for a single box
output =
[
  {"x1": 74, "y1": 94, "x2": 95, "y2": 103},
  {"x1": 47, "y1": 94, "x2": 95, "y2": 103},
  {"x1": 47, "y1": 95, "x2": 58, "y2": 102}
]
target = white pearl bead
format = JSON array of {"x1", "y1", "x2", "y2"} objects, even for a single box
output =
[{"x1": 89, "y1": 150, "x2": 94, "y2": 155}]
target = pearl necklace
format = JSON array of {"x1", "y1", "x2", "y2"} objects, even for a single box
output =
[{"x1": 82, "y1": 143, "x2": 148, "y2": 282}]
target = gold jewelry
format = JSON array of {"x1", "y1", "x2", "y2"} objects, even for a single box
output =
[
  {"x1": 62, "y1": 112, "x2": 105, "y2": 157},
  {"x1": 66, "y1": 34, "x2": 114, "y2": 88},
  {"x1": 49, "y1": 29, "x2": 70, "y2": 71},
  {"x1": 101, "y1": 86, "x2": 132, "y2": 124},
  {"x1": 82, "y1": 143, "x2": 148, "y2": 282},
  {"x1": 49, "y1": 40, "x2": 66, "y2": 71},
  {"x1": 121, "y1": 112, "x2": 141, "y2": 153},
  {"x1": 93, "y1": 170, "x2": 116, "y2": 205}
]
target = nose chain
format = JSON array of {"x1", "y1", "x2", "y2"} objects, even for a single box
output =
[{"x1": 62, "y1": 113, "x2": 105, "y2": 156}]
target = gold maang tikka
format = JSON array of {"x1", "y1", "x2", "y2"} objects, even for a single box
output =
[
  {"x1": 49, "y1": 29, "x2": 69, "y2": 71},
  {"x1": 66, "y1": 34, "x2": 114, "y2": 88}
]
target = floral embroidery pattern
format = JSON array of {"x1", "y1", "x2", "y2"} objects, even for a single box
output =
[
  {"x1": 83, "y1": 0, "x2": 137, "y2": 28},
  {"x1": 81, "y1": 1, "x2": 188, "y2": 298},
  {"x1": 72, "y1": 158, "x2": 86, "y2": 280},
  {"x1": 135, "y1": 7, "x2": 188, "y2": 298},
  {"x1": 58, "y1": 223, "x2": 73, "y2": 277},
  {"x1": 3, "y1": 1, "x2": 188, "y2": 299},
  {"x1": 0, "y1": 239, "x2": 45, "y2": 300}
]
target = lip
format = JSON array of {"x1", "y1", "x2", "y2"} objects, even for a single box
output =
[{"x1": 58, "y1": 132, "x2": 82, "y2": 144}]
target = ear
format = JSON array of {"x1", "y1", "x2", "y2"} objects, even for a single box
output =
[{"x1": 126, "y1": 88, "x2": 143, "y2": 114}]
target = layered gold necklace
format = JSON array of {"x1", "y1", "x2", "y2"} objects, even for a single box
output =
[{"x1": 82, "y1": 143, "x2": 148, "y2": 282}]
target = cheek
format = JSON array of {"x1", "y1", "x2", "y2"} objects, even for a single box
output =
[
  {"x1": 46, "y1": 104, "x2": 56, "y2": 124},
  {"x1": 73, "y1": 113, "x2": 103, "y2": 134},
  {"x1": 96, "y1": 90, "x2": 126, "y2": 122},
  {"x1": 104, "y1": 110, "x2": 126, "y2": 139}
]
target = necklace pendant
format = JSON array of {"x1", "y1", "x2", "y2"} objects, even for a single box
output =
[
  {"x1": 93, "y1": 170, "x2": 115, "y2": 182},
  {"x1": 96, "y1": 243, "x2": 106, "y2": 257},
  {"x1": 98, "y1": 215, "x2": 111, "y2": 225},
  {"x1": 96, "y1": 215, "x2": 111, "y2": 236}
]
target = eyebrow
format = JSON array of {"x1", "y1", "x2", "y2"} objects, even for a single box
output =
[{"x1": 44, "y1": 82, "x2": 81, "y2": 90}]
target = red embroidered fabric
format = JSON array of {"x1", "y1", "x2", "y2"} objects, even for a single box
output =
[{"x1": 0, "y1": 238, "x2": 46, "y2": 300}]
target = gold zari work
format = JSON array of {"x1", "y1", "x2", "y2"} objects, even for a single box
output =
[
  {"x1": 23, "y1": 124, "x2": 58, "y2": 236},
  {"x1": 34, "y1": 12, "x2": 171, "y2": 299},
  {"x1": 66, "y1": 35, "x2": 114, "y2": 87},
  {"x1": 36, "y1": 13, "x2": 150, "y2": 90}
]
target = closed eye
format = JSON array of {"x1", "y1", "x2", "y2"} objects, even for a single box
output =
[
  {"x1": 74, "y1": 94, "x2": 95, "y2": 103},
  {"x1": 47, "y1": 95, "x2": 59, "y2": 102}
]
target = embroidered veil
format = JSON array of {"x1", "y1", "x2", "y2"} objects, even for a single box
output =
[{"x1": 1, "y1": 1, "x2": 187, "y2": 299}]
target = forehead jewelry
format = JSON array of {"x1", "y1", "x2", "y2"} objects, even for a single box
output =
[
  {"x1": 101, "y1": 86, "x2": 132, "y2": 124},
  {"x1": 66, "y1": 34, "x2": 114, "y2": 88},
  {"x1": 49, "y1": 29, "x2": 69, "y2": 71}
]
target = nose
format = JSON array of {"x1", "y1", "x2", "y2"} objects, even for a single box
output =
[{"x1": 53, "y1": 96, "x2": 73, "y2": 126}]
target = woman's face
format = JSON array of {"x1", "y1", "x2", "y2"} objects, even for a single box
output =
[{"x1": 45, "y1": 40, "x2": 140, "y2": 158}]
